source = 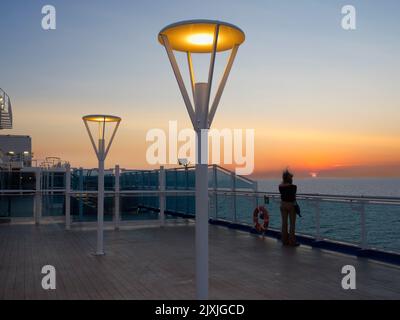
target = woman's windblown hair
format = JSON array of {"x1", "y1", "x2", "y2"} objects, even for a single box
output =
[{"x1": 282, "y1": 169, "x2": 293, "y2": 184}]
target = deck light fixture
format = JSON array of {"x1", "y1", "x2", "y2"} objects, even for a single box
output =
[
  {"x1": 82, "y1": 114, "x2": 121, "y2": 255},
  {"x1": 158, "y1": 19, "x2": 245, "y2": 299}
]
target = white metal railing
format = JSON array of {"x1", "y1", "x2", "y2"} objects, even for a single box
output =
[{"x1": 1, "y1": 166, "x2": 400, "y2": 254}]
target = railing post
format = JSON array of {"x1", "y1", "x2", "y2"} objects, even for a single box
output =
[
  {"x1": 50, "y1": 171, "x2": 54, "y2": 195},
  {"x1": 34, "y1": 168, "x2": 42, "y2": 225},
  {"x1": 45, "y1": 170, "x2": 49, "y2": 192},
  {"x1": 78, "y1": 167, "x2": 83, "y2": 221},
  {"x1": 213, "y1": 165, "x2": 218, "y2": 219},
  {"x1": 65, "y1": 164, "x2": 71, "y2": 230},
  {"x1": 174, "y1": 168, "x2": 178, "y2": 212},
  {"x1": 159, "y1": 166, "x2": 166, "y2": 226},
  {"x1": 314, "y1": 199, "x2": 321, "y2": 241},
  {"x1": 231, "y1": 172, "x2": 236, "y2": 222},
  {"x1": 253, "y1": 180, "x2": 258, "y2": 209},
  {"x1": 114, "y1": 165, "x2": 120, "y2": 230},
  {"x1": 360, "y1": 201, "x2": 367, "y2": 250},
  {"x1": 185, "y1": 166, "x2": 190, "y2": 214}
]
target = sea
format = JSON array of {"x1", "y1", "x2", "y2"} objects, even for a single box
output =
[
  {"x1": 251, "y1": 178, "x2": 400, "y2": 253},
  {"x1": 257, "y1": 178, "x2": 400, "y2": 198}
]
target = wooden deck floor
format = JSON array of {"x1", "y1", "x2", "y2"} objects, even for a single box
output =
[{"x1": 0, "y1": 220, "x2": 399, "y2": 300}]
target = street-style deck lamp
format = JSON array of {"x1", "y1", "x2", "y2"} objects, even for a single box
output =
[
  {"x1": 82, "y1": 114, "x2": 121, "y2": 255},
  {"x1": 158, "y1": 20, "x2": 245, "y2": 299}
]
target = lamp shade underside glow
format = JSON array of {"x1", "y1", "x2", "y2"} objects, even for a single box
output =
[
  {"x1": 82, "y1": 115, "x2": 121, "y2": 123},
  {"x1": 158, "y1": 20, "x2": 245, "y2": 53}
]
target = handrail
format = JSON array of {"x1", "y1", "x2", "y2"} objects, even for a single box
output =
[
  {"x1": 261, "y1": 192, "x2": 400, "y2": 204},
  {"x1": 2, "y1": 188, "x2": 400, "y2": 205}
]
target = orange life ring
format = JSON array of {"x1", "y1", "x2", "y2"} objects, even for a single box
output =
[{"x1": 253, "y1": 206, "x2": 269, "y2": 232}]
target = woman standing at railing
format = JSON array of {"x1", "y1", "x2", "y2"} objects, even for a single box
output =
[{"x1": 279, "y1": 169, "x2": 299, "y2": 246}]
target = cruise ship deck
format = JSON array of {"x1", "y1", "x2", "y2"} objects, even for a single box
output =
[{"x1": 1, "y1": 219, "x2": 399, "y2": 300}]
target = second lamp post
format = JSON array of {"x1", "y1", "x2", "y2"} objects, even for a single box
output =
[{"x1": 83, "y1": 114, "x2": 121, "y2": 255}]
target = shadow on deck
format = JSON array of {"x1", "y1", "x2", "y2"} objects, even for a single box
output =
[{"x1": 0, "y1": 221, "x2": 399, "y2": 300}]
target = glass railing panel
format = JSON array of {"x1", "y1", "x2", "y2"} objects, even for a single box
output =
[
  {"x1": 235, "y1": 194, "x2": 256, "y2": 224},
  {"x1": 235, "y1": 176, "x2": 254, "y2": 190},
  {"x1": 52, "y1": 172, "x2": 66, "y2": 189},
  {"x1": 209, "y1": 194, "x2": 217, "y2": 219},
  {"x1": 120, "y1": 195, "x2": 159, "y2": 221},
  {"x1": 176, "y1": 170, "x2": 187, "y2": 189},
  {"x1": 149, "y1": 171, "x2": 159, "y2": 189},
  {"x1": 70, "y1": 171, "x2": 114, "y2": 191},
  {"x1": 164, "y1": 193, "x2": 192, "y2": 216},
  {"x1": 140, "y1": 172, "x2": 148, "y2": 188},
  {"x1": 83, "y1": 176, "x2": 98, "y2": 191},
  {"x1": 166, "y1": 194, "x2": 177, "y2": 212},
  {"x1": 142, "y1": 172, "x2": 152, "y2": 189},
  {"x1": 366, "y1": 203, "x2": 400, "y2": 253},
  {"x1": 216, "y1": 168, "x2": 233, "y2": 189},
  {"x1": 186, "y1": 195, "x2": 195, "y2": 215},
  {"x1": 290, "y1": 199, "x2": 316, "y2": 237},
  {"x1": 0, "y1": 171, "x2": 36, "y2": 190},
  {"x1": 0, "y1": 195, "x2": 34, "y2": 217},
  {"x1": 120, "y1": 173, "x2": 131, "y2": 190},
  {"x1": 262, "y1": 198, "x2": 281, "y2": 230},
  {"x1": 42, "y1": 194, "x2": 65, "y2": 216},
  {"x1": 208, "y1": 167, "x2": 215, "y2": 189},
  {"x1": 71, "y1": 195, "x2": 113, "y2": 222},
  {"x1": 166, "y1": 170, "x2": 177, "y2": 189},
  {"x1": 41, "y1": 172, "x2": 66, "y2": 190},
  {"x1": 175, "y1": 195, "x2": 189, "y2": 213},
  {"x1": 318, "y1": 200, "x2": 360, "y2": 245},
  {"x1": 187, "y1": 169, "x2": 195, "y2": 189},
  {"x1": 71, "y1": 169, "x2": 81, "y2": 190},
  {"x1": 104, "y1": 175, "x2": 115, "y2": 191},
  {"x1": 215, "y1": 194, "x2": 234, "y2": 221},
  {"x1": 120, "y1": 171, "x2": 139, "y2": 190},
  {"x1": 165, "y1": 194, "x2": 194, "y2": 216}
]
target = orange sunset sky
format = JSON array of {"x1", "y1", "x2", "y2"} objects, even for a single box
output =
[{"x1": 1, "y1": 1, "x2": 400, "y2": 178}]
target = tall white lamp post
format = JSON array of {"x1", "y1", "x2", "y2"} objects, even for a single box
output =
[
  {"x1": 158, "y1": 20, "x2": 245, "y2": 299},
  {"x1": 82, "y1": 114, "x2": 121, "y2": 255}
]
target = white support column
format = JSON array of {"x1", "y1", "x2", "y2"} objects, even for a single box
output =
[
  {"x1": 194, "y1": 82, "x2": 209, "y2": 300},
  {"x1": 213, "y1": 165, "x2": 218, "y2": 219},
  {"x1": 231, "y1": 172, "x2": 237, "y2": 222},
  {"x1": 96, "y1": 139, "x2": 105, "y2": 255},
  {"x1": 34, "y1": 168, "x2": 42, "y2": 225},
  {"x1": 65, "y1": 164, "x2": 71, "y2": 230},
  {"x1": 159, "y1": 166, "x2": 166, "y2": 226},
  {"x1": 196, "y1": 129, "x2": 209, "y2": 300},
  {"x1": 114, "y1": 165, "x2": 120, "y2": 230}
]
